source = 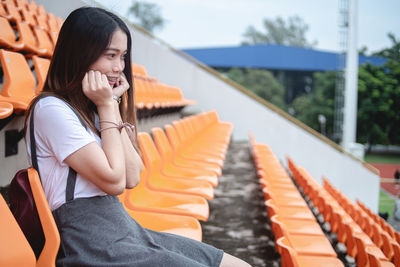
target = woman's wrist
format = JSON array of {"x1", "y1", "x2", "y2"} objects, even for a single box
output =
[
  {"x1": 112, "y1": 95, "x2": 122, "y2": 104},
  {"x1": 97, "y1": 101, "x2": 116, "y2": 116}
]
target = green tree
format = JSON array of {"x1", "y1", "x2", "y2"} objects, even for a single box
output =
[
  {"x1": 372, "y1": 33, "x2": 400, "y2": 62},
  {"x1": 357, "y1": 33, "x2": 400, "y2": 145},
  {"x1": 127, "y1": 1, "x2": 164, "y2": 33},
  {"x1": 226, "y1": 68, "x2": 286, "y2": 110},
  {"x1": 242, "y1": 15, "x2": 317, "y2": 48},
  {"x1": 357, "y1": 60, "x2": 400, "y2": 145},
  {"x1": 289, "y1": 49, "x2": 400, "y2": 145},
  {"x1": 291, "y1": 71, "x2": 336, "y2": 137}
]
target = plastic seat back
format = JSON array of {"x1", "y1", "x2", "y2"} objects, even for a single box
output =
[
  {"x1": 27, "y1": 168, "x2": 60, "y2": 267},
  {"x1": 366, "y1": 246, "x2": 395, "y2": 267},
  {"x1": 0, "y1": 3, "x2": 8, "y2": 17},
  {"x1": 0, "y1": 17, "x2": 22, "y2": 49},
  {"x1": 392, "y1": 241, "x2": 400, "y2": 267},
  {"x1": 47, "y1": 13, "x2": 59, "y2": 33},
  {"x1": 33, "y1": 27, "x2": 53, "y2": 55},
  {"x1": 276, "y1": 236, "x2": 299, "y2": 267},
  {"x1": 270, "y1": 214, "x2": 286, "y2": 239},
  {"x1": 3, "y1": 1, "x2": 22, "y2": 22},
  {"x1": 15, "y1": 20, "x2": 45, "y2": 55},
  {"x1": 137, "y1": 132, "x2": 163, "y2": 170},
  {"x1": 32, "y1": 56, "x2": 50, "y2": 93},
  {"x1": 20, "y1": 7, "x2": 36, "y2": 26},
  {"x1": 381, "y1": 232, "x2": 394, "y2": 260},
  {"x1": 354, "y1": 234, "x2": 372, "y2": 267},
  {"x1": 151, "y1": 127, "x2": 174, "y2": 160},
  {"x1": 0, "y1": 195, "x2": 36, "y2": 266},
  {"x1": 165, "y1": 124, "x2": 183, "y2": 151},
  {"x1": 132, "y1": 63, "x2": 148, "y2": 76},
  {"x1": 0, "y1": 49, "x2": 36, "y2": 98}
]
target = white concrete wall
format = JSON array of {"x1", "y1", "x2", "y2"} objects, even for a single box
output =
[
  {"x1": 33, "y1": 0, "x2": 380, "y2": 212},
  {"x1": 0, "y1": 117, "x2": 29, "y2": 186}
]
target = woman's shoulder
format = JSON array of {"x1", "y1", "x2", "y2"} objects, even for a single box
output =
[
  {"x1": 34, "y1": 96, "x2": 79, "y2": 123},
  {"x1": 36, "y1": 96, "x2": 69, "y2": 109}
]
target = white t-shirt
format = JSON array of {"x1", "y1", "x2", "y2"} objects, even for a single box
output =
[{"x1": 26, "y1": 96, "x2": 106, "y2": 211}]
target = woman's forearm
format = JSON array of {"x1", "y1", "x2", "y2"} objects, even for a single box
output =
[
  {"x1": 97, "y1": 103, "x2": 126, "y2": 184},
  {"x1": 113, "y1": 102, "x2": 141, "y2": 188}
]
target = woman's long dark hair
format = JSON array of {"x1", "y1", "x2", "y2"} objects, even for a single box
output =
[{"x1": 25, "y1": 7, "x2": 140, "y2": 152}]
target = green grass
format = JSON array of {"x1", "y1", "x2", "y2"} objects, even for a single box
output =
[
  {"x1": 364, "y1": 154, "x2": 400, "y2": 164},
  {"x1": 379, "y1": 190, "x2": 396, "y2": 216}
]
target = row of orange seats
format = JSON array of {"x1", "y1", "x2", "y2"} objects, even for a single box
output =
[
  {"x1": 357, "y1": 200, "x2": 400, "y2": 245},
  {"x1": 1, "y1": 0, "x2": 61, "y2": 32},
  {"x1": 1, "y1": 110, "x2": 233, "y2": 266},
  {"x1": 288, "y1": 157, "x2": 398, "y2": 266},
  {"x1": 321, "y1": 177, "x2": 400, "y2": 266},
  {"x1": 134, "y1": 75, "x2": 196, "y2": 110},
  {"x1": 1, "y1": 0, "x2": 62, "y2": 58},
  {"x1": 131, "y1": 64, "x2": 195, "y2": 109},
  {"x1": 0, "y1": 49, "x2": 194, "y2": 120},
  {"x1": 249, "y1": 133, "x2": 344, "y2": 267}
]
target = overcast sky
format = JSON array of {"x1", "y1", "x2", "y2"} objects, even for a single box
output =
[{"x1": 98, "y1": 0, "x2": 400, "y2": 53}]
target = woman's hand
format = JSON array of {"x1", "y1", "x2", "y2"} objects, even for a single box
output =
[
  {"x1": 112, "y1": 72, "x2": 130, "y2": 98},
  {"x1": 82, "y1": 70, "x2": 113, "y2": 107}
]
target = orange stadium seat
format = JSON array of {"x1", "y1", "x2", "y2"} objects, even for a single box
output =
[
  {"x1": 271, "y1": 215, "x2": 337, "y2": 257},
  {"x1": 276, "y1": 237, "x2": 344, "y2": 267},
  {"x1": 354, "y1": 234, "x2": 388, "y2": 266},
  {"x1": 0, "y1": 195, "x2": 36, "y2": 266},
  {"x1": 265, "y1": 199, "x2": 316, "y2": 221},
  {"x1": 15, "y1": 20, "x2": 49, "y2": 57},
  {"x1": 32, "y1": 27, "x2": 53, "y2": 57},
  {"x1": 270, "y1": 215, "x2": 324, "y2": 237},
  {"x1": 138, "y1": 132, "x2": 214, "y2": 200},
  {"x1": 20, "y1": 7, "x2": 37, "y2": 27},
  {"x1": 0, "y1": 3, "x2": 9, "y2": 18},
  {"x1": 151, "y1": 127, "x2": 218, "y2": 187},
  {"x1": 47, "y1": 13, "x2": 59, "y2": 33},
  {"x1": 164, "y1": 124, "x2": 222, "y2": 176},
  {"x1": 122, "y1": 166, "x2": 210, "y2": 221},
  {"x1": 118, "y1": 191, "x2": 202, "y2": 241},
  {"x1": 2, "y1": 0, "x2": 22, "y2": 22},
  {"x1": 0, "y1": 101, "x2": 13, "y2": 119},
  {"x1": 27, "y1": 168, "x2": 60, "y2": 267},
  {"x1": 35, "y1": 13, "x2": 50, "y2": 32},
  {"x1": 32, "y1": 55, "x2": 50, "y2": 93},
  {"x1": 0, "y1": 49, "x2": 36, "y2": 111},
  {"x1": 132, "y1": 63, "x2": 148, "y2": 76},
  {"x1": 0, "y1": 17, "x2": 24, "y2": 50},
  {"x1": 367, "y1": 246, "x2": 395, "y2": 267},
  {"x1": 27, "y1": 0, "x2": 38, "y2": 15}
]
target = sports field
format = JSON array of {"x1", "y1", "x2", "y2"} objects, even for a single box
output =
[{"x1": 365, "y1": 153, "x2": 400, "y2": 215}]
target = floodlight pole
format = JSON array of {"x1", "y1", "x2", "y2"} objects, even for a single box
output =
[{"x1": 342, "y1": 0, "x2": 359, "y2": 152}]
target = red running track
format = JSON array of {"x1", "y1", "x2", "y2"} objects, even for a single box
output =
[{"x1": 371, "y1": 163, "x2": 400, "y2": 197}]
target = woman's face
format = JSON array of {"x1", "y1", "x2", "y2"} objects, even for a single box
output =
[{"x1": 89, "y1": 29, "x2": 128, "y2": 88}]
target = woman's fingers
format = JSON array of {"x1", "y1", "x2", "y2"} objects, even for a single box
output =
[
  {"x1": 101, "y1": 73, "x2": 109, "y2": 87},
  {"x1": 82, "y1": 72, "x2": 89, "y2": 92},
  {"x1": 112, "y1": 72, "x2": 129, "y2": 97},
  {"x1": 87, "y1": 70, "x2": 95, "y2": 90},
  {"x1": 82, "y1": 71, "x2": 113, "y2": 107}
]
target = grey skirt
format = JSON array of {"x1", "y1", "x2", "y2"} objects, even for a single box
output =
[{"x1": 52, "y1": 195, "x2": 223, "y2": 267}]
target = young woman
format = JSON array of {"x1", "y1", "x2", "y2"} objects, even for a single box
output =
[{"x1": 25, "y1": 7, "x2": 250, "y2": 267}]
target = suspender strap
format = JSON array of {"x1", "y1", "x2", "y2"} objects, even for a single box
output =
[
  {"x1": 30, "y1": 97, "x2": 88, "y2": 203},
  {"x1": 29, "y1": 102, "x2": 40, "y2": 178}
]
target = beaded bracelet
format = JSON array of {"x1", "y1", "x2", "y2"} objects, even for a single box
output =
[
  {"x1": 99, "y1": 120, "x2": 136, "y2": 143},
  {"x1": 112, "y1": 95, "x2": 122, "y2": 104}
]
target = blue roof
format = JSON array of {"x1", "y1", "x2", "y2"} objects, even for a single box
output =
[{"x1": 182, "y1": 44, "x2": 387, "y2": 72}]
